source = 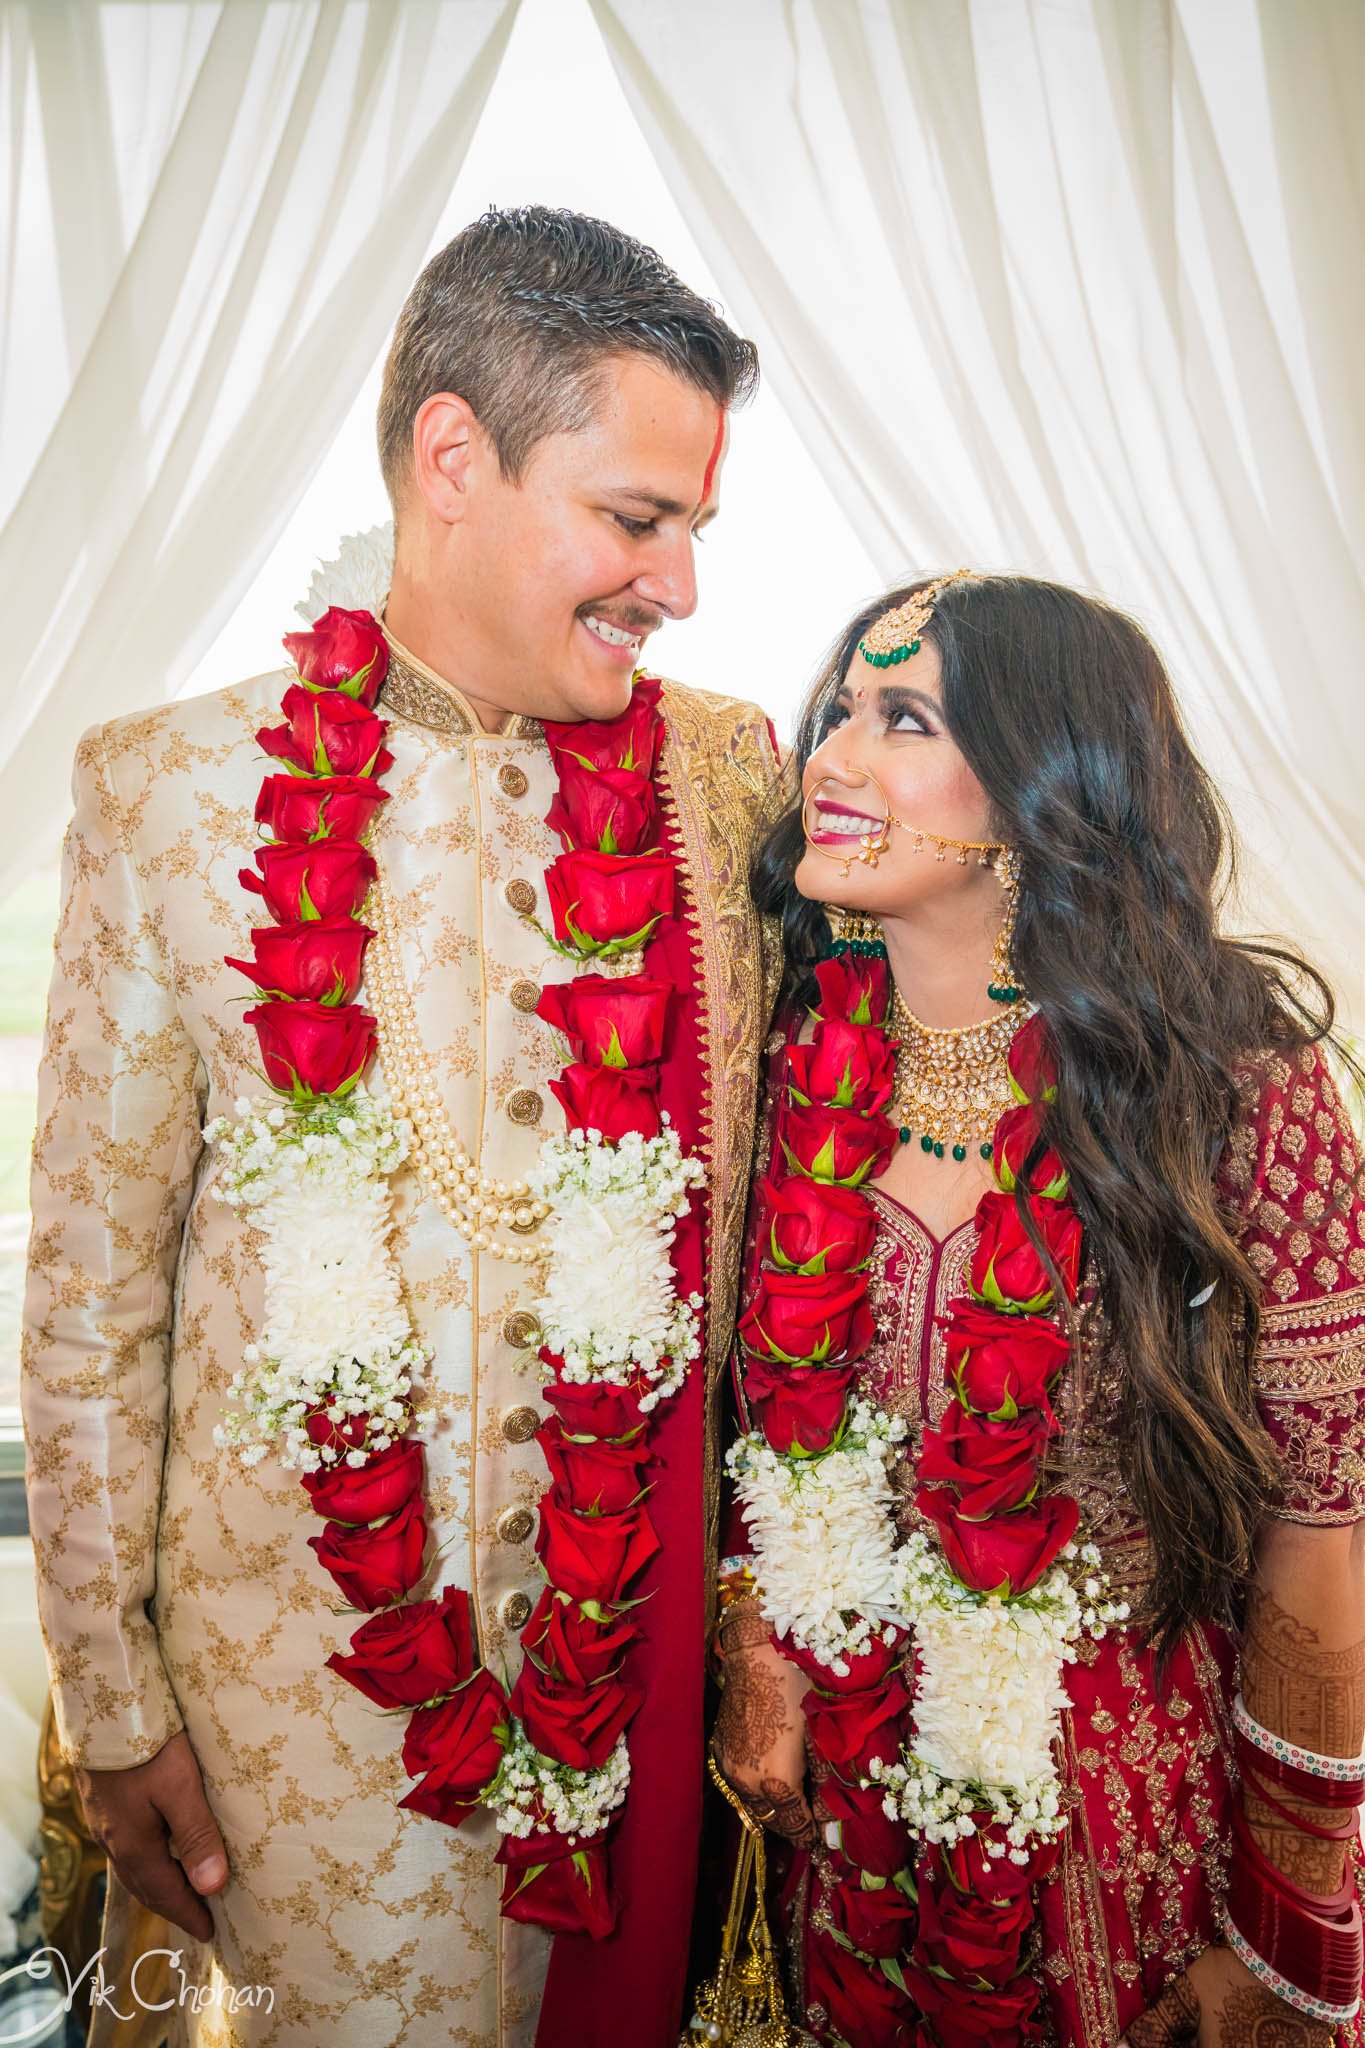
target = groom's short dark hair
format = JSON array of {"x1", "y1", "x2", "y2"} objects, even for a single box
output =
[{"x1": 377, "y1": 204, "x2": 758, "y2": 504}]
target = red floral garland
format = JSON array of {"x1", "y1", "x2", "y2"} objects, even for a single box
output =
[
  {"x1": 228, "y1": 605, "x2": 691, "y2": 1939},
  {"x1": 740, "y1": 946, "x2": 1084, "y2": 2048}
]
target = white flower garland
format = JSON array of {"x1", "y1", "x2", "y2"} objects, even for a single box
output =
[
  {"x1": 870, "y1": 1532, "x2": 1127, "y2": 1855},
  {"x1": 295, "y1": 521, "x2": 395, "y2": 621},
  {"x1": 726, "y1": 1400, "x2": 909, "y2": 1670},
  {"x1": 528, "y1": 1124, "x2": 704, "y2": 1408},
  {"x1": 209, "y1": 1091, "x2": 428, "y2": 1471}
]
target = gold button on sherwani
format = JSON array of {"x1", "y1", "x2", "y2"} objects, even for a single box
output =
[
  {"x1": 506, "y1": 1087, "x2": 543, "y2": 1126},
  {"x1": 504, "y1": 877, "x2": 537, "y2": 915},
  {"x1": 502, "y1": 1308, "x2": 540, "y2": 1349},
  {"x1": 497, "y1": 1506, "x2": 535, "y2": 1545},
  {"x1": 498, "y1": 1590, "x2": 534, "y2": 1631},
  {"x1": 498, "y1": 763, "x2": 530, "y2": 799},
  {"x1": 509, "y1": 978, "x2": 541, "y2": 1013},
  {"x1": 500, "y1": 1404, "x2": 540, "y2": 1444}
]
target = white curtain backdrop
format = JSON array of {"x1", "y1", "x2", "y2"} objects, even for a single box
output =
[
  {"x1": 0, "y1": 0, "x2": 517, "y2": 902},
  {"x1": 589, "y1": 0, "x2": 1365, "y2": 1026}
]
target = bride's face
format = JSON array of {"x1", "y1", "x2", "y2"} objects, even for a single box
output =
[{"x1": 794, "y1": 636, "x2": 999, "y2": 921}]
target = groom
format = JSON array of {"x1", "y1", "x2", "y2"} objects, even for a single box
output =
[{"x1": 22, "y1": 205, "x2": 778, "y2": 2046}]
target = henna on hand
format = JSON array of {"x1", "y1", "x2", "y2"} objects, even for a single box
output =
[
  {"x1": 755, "y1": 1773, "x2": 818, "y2": 1849},
  {"x1": 715, "y1": 1644, "x2": 789, "y2": 1778},
  {"x1": 1214, "y1": 1984, "x2": 1334, "y2": 2046},
  {"x1": 1125, "y1": 1972, "x2": 1201, "y2": 2046}
]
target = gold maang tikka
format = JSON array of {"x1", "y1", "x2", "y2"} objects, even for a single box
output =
[{"x1": 858, "y1": 568, "x2": 978, "y2": 668}]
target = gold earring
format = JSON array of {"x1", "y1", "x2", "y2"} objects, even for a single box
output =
[
  {"x1": 988, "y1": 849, "x2": 1023, "y2": 1005},
  {"x1": 827, "y1": 907, "x2": 884, "y2": 954}
]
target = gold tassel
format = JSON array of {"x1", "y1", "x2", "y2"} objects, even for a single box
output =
[{"x1": 680, "y1": 1755, "x2": 817, "y2": 2047}]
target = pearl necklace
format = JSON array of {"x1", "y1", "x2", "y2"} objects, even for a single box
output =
[
  {"x1": 889, "y1": 987, "x2": 1027, "y2": 1162},
  {"x1": 363, "y1": 867, "x2": 550, "y2": 1265}
]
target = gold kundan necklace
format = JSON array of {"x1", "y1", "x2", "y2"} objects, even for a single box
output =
[{"x1": 889, "y1": 986, "x2": 1028, "y2": 1162}]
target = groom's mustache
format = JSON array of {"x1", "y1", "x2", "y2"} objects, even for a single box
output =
[{"x1": 577, "y1": 601, "x2": 664, "y2": 636}]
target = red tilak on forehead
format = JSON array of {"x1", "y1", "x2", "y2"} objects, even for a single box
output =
[{"x1": 701, "y1": 408, "x2": 726, "y2": 502}]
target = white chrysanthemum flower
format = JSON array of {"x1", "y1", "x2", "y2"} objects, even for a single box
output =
[
  {"x1": 726, "y1": 1401, "x2": 909, "y2": 1667},
  {"x1": 294, "y1": 521, "x2": 395, "y2": 624},
  {"x1": 530, "y1": 1127, "x2": 704, "y2": 1399},
  {"x1": 210, "y1": 1089, "x2": 427, "y2": 1470}
]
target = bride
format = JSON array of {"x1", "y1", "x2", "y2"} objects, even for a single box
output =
[{"x1": 711, "y1": 572, "x2": 1365, "y2": 2047}]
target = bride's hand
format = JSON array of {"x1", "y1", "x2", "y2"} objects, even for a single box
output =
[
  {"x1": 1121, "y1": 1945, "x2": 1335, "y2": 2046},
  {"x1": 712, "y1": 1597, "x2": 816, "y2": 1847}
]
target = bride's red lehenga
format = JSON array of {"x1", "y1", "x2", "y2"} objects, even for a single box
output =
[{"x1": 731, "y1": 1033, "x2": 1365, "y2": 2046}]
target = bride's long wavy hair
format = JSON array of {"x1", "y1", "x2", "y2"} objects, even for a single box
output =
[{"x1": 753, "y1": 573, "x2": 1347, "y2": 1657}]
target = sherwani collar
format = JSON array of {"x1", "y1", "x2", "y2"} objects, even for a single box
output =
[{"x1": 379, "y1": 621, "x2": 531, "y2": 740}]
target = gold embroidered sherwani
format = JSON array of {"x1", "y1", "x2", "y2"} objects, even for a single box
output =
[{"x1": 21, "y1": 636, "x2": 779, "y2": 2046}]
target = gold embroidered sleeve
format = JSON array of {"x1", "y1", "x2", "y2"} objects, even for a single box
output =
[{"x1": 21, "y1": 724, "x2": 204, "y2": 1767}]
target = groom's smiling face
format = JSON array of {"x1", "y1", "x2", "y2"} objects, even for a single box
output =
[{"x1": 410, "y1": 353, "x2": 728, "y2": 725}]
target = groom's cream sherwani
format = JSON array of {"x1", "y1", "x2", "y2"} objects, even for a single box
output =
[{"x1": 21, "y1": 633, "x2": 779, "y2": 2046}]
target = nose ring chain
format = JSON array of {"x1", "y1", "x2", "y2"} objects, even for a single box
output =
[{"x1": 801, "y1": 773, "x2": 1005, "y2": 875}]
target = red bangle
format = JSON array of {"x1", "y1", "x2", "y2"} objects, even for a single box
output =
[
  {"x1": 1238, "y1": 1745, "x2": 1364, "y2": 1840},
  {"x1": 1235, "y1": 1724, "x2": 1365, "y2": 1810},
  {"x1": 1225, "y1": 1800, "x2": 1363, "y2": 2018}
]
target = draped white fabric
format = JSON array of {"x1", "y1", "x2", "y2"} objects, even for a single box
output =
[
  {"x1": 0, "y1": 0, "x2": 516, "y2": 903},
  {"x1": 588, "y1": 0, "x2": 1365, "y2": 1025}
]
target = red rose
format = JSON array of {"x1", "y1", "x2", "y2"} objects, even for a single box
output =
[
  {"x1": 282, "y1": 606, "x2": 389, "y2": 703},
  {"x1": 255, "y1": 772, "x2": 388, "y2": 846},
  {"x1": 804, "y1": 1675, "x2": 910, "y2": 1778},
  {"x1": 308, "y1": 1493, "x2": 427, "y2": 1610},
  {"x1": 546, "y1": 766, "x2": 658, "y2": 856},
  {"x1": 522, "y1": 1589, "x2": 639, "y2": 1688},
  {"x1": 544, "y1": 849, "x2": 674, "y2": 951},
  {"x1": 943, "y1": 1298, "x2": 1070, "y2": 1418},
  {"x1": 739, "y1": 1270, "x2": 874, "y2": 1367},
  {"x1": 917, "y1": 1405, "x2": 1055, "y2": 1518},
  {"x1": 929, "y1": 1825, "x2": 1061, "y2": 1903},
  {"x1": 827, "y1": 1872, "x2": 917, "y2": 1960},
  {"x1": 992, "y1": 1102, "x2": 1069, "y2": 1201},
  {"x1": 536, "y1": 976, "x2": 671, "y2": 1069},
  {"x1": 400, "y1": 1667, "x2": 508, "y2": 1825},
  {"x1": 814, "y1": 952, "x2": 892, "y2": 1027},
  {"x1": 543, "y1": 675, "x2": 663, "y2": 777},
  {"x1": 536, "y1": 1417, "x2": 651, "y2": 1514},
  {"x1": 743, "y1": 1357, "x2": 855, "y2": 1455},
  {"x1": 778, "y1": 1101, "x2": 896, "y2": 1188},
  {"x1": 806, "y1": 1927, "x2": 914, "y2": 2048},
  {"x1": 535, "y1": 1495, "x2": 660, "y2": 1604},
  {"x1": 258, "y1": 685, "x2": 392, "y2": 780},
  {"x1": 917, "y1": 1485, "x2": 1079, "y2": 1595},
  {"x1": 1007, "y1": 1014, "x2": 1058, "y2": 1106},
  {"x1": 245, "y1": 999, "x2": 375, "y2": 1097},
  {"x1": 326, "y1": 1581, "x2": 473, "y2": 1708},
  {"x1": 227, "y1": 916, "x2": 373, "y2": 1005},
  {"x1": 758, "y1": 1175, "x2": 878, "y2": 1276},
  {"x1": 496, "y1": 1828, "x2": 617, "y2": 1938},
  {"x1": 969, "y1": 1190, "x2": 1083, "y2": 1312},
  {"x1": 301, "y1": 1437, "x2": 424, "y2": 1525},
  {"x1": 541, "y1": 1368, "x2": 644, "y2": 1440},
  {"x1": 913, "y1": 1872, "x2": 1033, "y2": 1987},
  {"x1": 902, "y1": 1961, "x2": 1039, "y2": 2044},
  {"x1": 510, "y1": 1662, "x2": 644, "y2": 1771},
  {"x1": 548, "y1": 1062, "x2": 662, "y2": 1143},
  {"x1": 819, "y1": 1772, "x2": 912, "y2": 1878},
  {"x1": 784, "y1": 1020, "x2": 897, "y2": 1114},
  {"x1": 783, "y1": 1626, "x2": 908, "y2": 1697},
  {"x1": 241, "y1": 840, "x2": 376, "y2": 923}
]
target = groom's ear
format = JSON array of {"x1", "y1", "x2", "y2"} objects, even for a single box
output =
[{"x1": 409, "y1": 391, "x2": 479, "y2": 526}]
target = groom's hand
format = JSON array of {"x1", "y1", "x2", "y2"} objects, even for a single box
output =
[
  {"x1": 713, "y1": 1598, "x2": 816, "y2": 1847},
  {"x1": 76, "y1": 1730, "x2": 229, "y2": 1942}
]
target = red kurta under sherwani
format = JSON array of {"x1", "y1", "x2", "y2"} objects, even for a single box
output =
[{"x1": 733, "y1": 1034, "x2": 1365, "y2": 2046}]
